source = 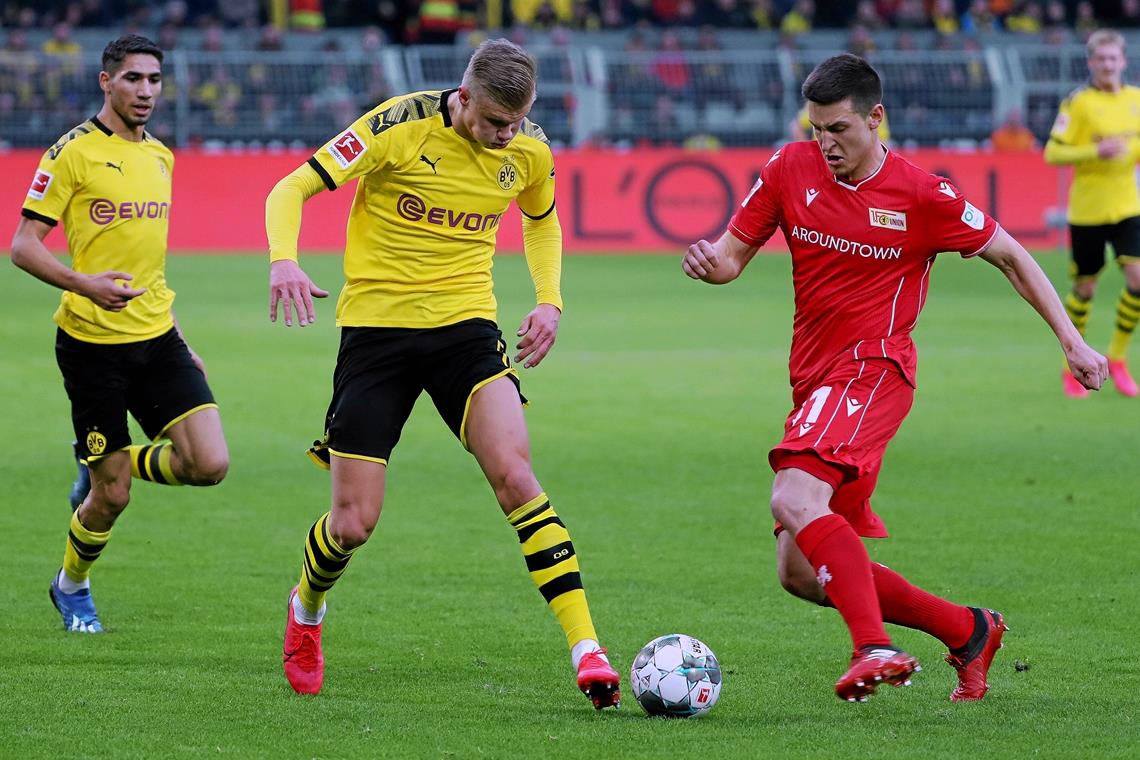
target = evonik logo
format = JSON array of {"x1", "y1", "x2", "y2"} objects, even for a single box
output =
[
  {"x1": 89, "y1": 198, "x2": 170, "y2": 225},
  {"x1": 791, "y1": 225, "x2": 902, "y2": 260},
  {"x1": 396, "y1": 193, "x2": 502, "y2": 231}
]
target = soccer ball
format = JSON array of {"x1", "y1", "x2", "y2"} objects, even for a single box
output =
[{"x1": 630, "y1": 633, "x2": 722, "y2": 718}]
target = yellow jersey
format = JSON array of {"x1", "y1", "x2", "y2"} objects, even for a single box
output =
[
  {"x1": 1047, "y1": 84, "x2": 1140, "y2": 225},
  {"x1": 308, "y1": 89, "x2": 557, "y2": 329},
  {"x1": 22, "y1": 116, "x2": 175, "y2": 344}
]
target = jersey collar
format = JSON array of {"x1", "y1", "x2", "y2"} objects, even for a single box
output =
[
  {"x1": 90, "y1": 115, "x2": 113, "y2": 135},
  {"x1": 439, "y1": 88, "x2": 457, "y2": 128},
  {"x1": 832, "y1": 144, "x2": 890, "y2": 191}
]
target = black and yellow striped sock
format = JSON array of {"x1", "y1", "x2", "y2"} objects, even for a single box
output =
[
  {"x1": 508, "y1": 493, "x2": 598, "y2": 649},
  {"x1": 62, "y1": 510, "x2": 111, "y2": 583},
  {"x1": 127, "y1": 443, "x2": 182, "y2": 485},
  {"x1": 297, "y1": 512, "x2": 357, "y2": 613},
  {"x1": 1108, "y1": 287, "x2": 1140, "y2": 360},
  {"x1": 1064, "y1": 290, "x2": 1092, "y2": 336}
]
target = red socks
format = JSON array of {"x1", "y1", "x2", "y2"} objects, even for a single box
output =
[
  {"x1": 870, "y1": 562, "x2": 973, "y2": 650},
  {"x1": 795, "y1": 514, "x2": 889, "y2": 651}
]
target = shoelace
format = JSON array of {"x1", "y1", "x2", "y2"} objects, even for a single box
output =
[{"x1": 289, "y1": 629, "x2": 322, "y2": 670}]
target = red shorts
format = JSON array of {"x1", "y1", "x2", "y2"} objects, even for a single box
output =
[{"x1": 769, "y1": 358, "x2": 914, "y2": 538}]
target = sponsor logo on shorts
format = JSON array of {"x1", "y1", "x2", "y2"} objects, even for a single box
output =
[
  {"x1": 869, "y1": 207, "x2": 907, "y2": 231},
  {"x1": 27, "y1": 169, "x2": 53, "y2": 200},
  {"x1": 328, "y1": 129, "x2": 367, "y2": 168},
  {"x1": 395, "y1": 193, "x2": 503, "y2": 232},
  {"x1": 89, "y1": 199, "x2": 170, "y2": 225}
]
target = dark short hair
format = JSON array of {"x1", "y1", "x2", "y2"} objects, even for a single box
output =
[
  {"x1": 801, "y1": 53, "x2": 882, "y2": 116},
  {"x1": 102, "y1": 34, "x2": 163, "y2": 74}
]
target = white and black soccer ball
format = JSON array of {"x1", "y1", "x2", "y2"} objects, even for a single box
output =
[{"x1": 630, "y1": 633, "x2": 722, "y2": 718}]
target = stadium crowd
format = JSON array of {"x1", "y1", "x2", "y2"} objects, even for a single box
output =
[{"x1": 5, "y1": 2, "x2": 1140, "y2": 40}]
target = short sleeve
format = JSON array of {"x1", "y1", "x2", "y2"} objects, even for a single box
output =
[
  {"x1": 728, "y1": 149, "x2": 784, "y2": 247},
  {"x1": 925, "y1": 177, "x2": 999, "y2": 258},
  {"x1": 308, "y1": 111, "x2": 392, "y2": 190},
  {"x1": 21, "y1": 145, "x2": 78, "y2": 226},
  {"x1": 1049, "y1": 96, "x2": 1083, "y2": 145},
  {"x1": 517, "y1": 144, "x2": 556, "y2": 220}
]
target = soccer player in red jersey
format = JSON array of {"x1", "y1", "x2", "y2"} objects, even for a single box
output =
[{"x1": 682, "y1": 54, "x2": 1108, "y2": 702}]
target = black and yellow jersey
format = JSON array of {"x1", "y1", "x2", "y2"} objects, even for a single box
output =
[
  {"x1": 306, "y1": 89, "x2": 557, "y2": 329},
  {"x1": 1047, "y1": 84, "x2": 1140, "y2": 225},
  {"x1": 22, "y1": 116, "x2": 175, "y2": 344}
]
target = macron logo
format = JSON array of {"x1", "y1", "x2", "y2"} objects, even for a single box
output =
[
  {"x1": 938, "y1": 182, "x2": 956, "y2": 199},
  {"x1": 845, "y1": 397, "x2": 863, "y2": 416},
  {"x1": 805, "y1": 188, "x2": 819, "y2": 207}
]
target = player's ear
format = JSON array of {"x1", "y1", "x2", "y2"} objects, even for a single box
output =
[
  {"x1": 868, "y1": 103, "x2": 884, "y2": 130},
  {"x1": 98, "y1": 70, "x2": 111, "y2": 94}
]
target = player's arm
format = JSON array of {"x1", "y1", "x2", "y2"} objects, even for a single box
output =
[
  {"x1": 683, "y1": 230, "x2": 760, "y2": 284},
  {"x1": 980, "y1": 228, "x2": 1108, "y2": 390},
  {"x1": 265, "y1": 162, "x2": 330, "y2": 327},
  {"x1": 515, "y1": 207, "x2": 563, "y2": 369},
  {"x1": 1043, "y1": 96, "x2": 1125, "y2": 164},
  {"x1": 10, "y1": 216, "x2": 145, "y2": 311}
]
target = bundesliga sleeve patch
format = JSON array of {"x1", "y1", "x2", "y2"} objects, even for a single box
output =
[
  {"x1": 327, "y1": 129, "x2": 367, "y2": 169},
  {"x1": 961, "y1": 201, "x2": 984, "y2": 230},
  {"x1": 27, "y1": 169, "x2": 53, "y2": 200}
]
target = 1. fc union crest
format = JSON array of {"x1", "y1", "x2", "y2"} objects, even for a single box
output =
[{"x1": 497, "y1": 158, "x2": 518, "y2": 190}]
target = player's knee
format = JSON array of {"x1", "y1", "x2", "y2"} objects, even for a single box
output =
[
  {"x1": 91, "y1": 480, "x2": 131, "y2": 515},
  {"x1": 769, "y1": 488, "x2": 798, "y2": 527},
  {"x1": 181, "y1": 452, "x2": 228, "y2": 486},
  {"x1": 490, "y1": 463, "x2": 539, "y2": 509},
  {"x1": 328, "y1": 509, "x2": 378, "y2": 550},
  {"x1": 1073, "y1": 280, "x2": 1097, "y2": 300}
]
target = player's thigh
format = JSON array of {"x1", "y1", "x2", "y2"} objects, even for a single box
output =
[
  {"x1": 770, "y1": 362, "x2": 912, "y2": 494},
  {"x1": 465, "y1": 375, "x2": 535, "y2": 481},
  {"x1": 329, "y1": 454, "x2": 387, "y2": 542},
  {"x1": 165, "y1": 406, "x2": 228, "y2": 476},
  {"x1": 54, "y1": 328, "x2": 133, "y2": 463},
  {"x1": 1069, "y1": 223, "x2": 1110, "y2": 281},
  {"x1": 126, "y1": 329, "x2": 217, "y2": 441},
  {"x1": 421, "y1": 319, "x2": 526, "y2": 450},
  {"x1": 324, "y1": 327, "x2": 422, "y2": 465}
]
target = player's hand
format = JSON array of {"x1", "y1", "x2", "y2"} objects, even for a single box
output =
[
  {"x1": 682, "y1": 239, "x2": 719, "y2": 280},
  {"x1": 82, "y1": 271, "x2": 146, "y2": 312},
  {"x1": 1066, "y1": 342, "x2": 1108, "y2": 390},
  {"x1": 1096, "y1": 137, "x2": 1128, "y2": 159},
  {"x1": 515, "y1": 303, "x2": 560, "y2": 368},
  {"x1": 270, "y1": 259, "x2": 328, "y2": 327}
]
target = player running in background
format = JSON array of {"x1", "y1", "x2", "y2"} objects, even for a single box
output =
[
  {"x1": 1045, "y1": 28, "x2": 1140, "y2": 398},
  {"x1": 683, "y1": 54, "x2": 1106, "y2": 702},
  {"x1": 11, "y1": 35, "x2": 229, "y2": 633},
  {"x1": 265, "y1": 38, "x2": 620, "y2": 708}
]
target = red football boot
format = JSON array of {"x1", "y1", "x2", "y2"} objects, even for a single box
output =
[
  {"x1": 1062, "y1": 370, "x2": 1090, "y2": 398},
  {"x1": 282, "y1": 587, "x2": 324, "y2": 695},
  {"x1": 1108, "y1": 359, "x2": 1139, "y2": 397},
  {"x1": 576, "y1": 648, "x2": 621, "y2": 710},
  {"x1": 835, "y1": 645, "x2": 920, "y2": 702},
  {"x1": 946, "y1": 607, "x2": 1007, "y2": 702}
]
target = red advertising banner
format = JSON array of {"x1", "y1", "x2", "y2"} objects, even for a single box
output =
[{"x1": 3, "y1": 147, "x2": 1066, "y2": 253}]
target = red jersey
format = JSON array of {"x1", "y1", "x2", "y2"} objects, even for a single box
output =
[{"x1": 729, "y1": 141, "x2": 999, "y2": 398}]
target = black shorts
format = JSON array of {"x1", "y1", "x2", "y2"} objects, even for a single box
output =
[
  {"x1": 1069, "y1": 216, "x2": 1140, "y2": 279},
  {"x1": 316, "y1": 318, "x2": 523, "y2": 465},
  {"x1": 55, "y1": 327, "x2": 217, "y2": 462}
]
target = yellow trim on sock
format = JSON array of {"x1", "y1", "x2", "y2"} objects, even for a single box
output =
[{"x1": 507, "y1": 492, "x2": 550, "y2": 525}]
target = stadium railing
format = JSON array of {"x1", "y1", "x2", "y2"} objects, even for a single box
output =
[{"x1": 0, "y1": 41, "x2": 1116, "y2": 149}]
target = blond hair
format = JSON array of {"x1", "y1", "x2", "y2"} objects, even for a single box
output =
[
  {"x1": 1087, "y1": 29, "x2": 1125, "y2": 56},
  {"x1": 462, "y1": 38, "x2": 537, "y2": 111}
]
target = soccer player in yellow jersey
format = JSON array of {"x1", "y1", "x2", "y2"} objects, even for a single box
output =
[
  {"x1": 10, "y1": 36, "x2": 229, "y2": 633},
  {"x1": 1046, "y1": 28, "x2": 1140, "y2": 398},
  {"x1": 264, "y1": 38, "x2": 621, "y2": 708}
]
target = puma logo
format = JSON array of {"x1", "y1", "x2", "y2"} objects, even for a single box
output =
[
  {"x1": 105, "y1": 161, "x2": 123, "y2": 174},
  {"x1": 419, "y1": 154, "x2": 441, "y2": 174}
]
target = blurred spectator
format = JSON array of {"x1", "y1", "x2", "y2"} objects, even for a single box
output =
[
  {"x1": 409, "y1": 0, "x2": 477, "y2": 43},
  {"x1": 41, "y1": 22, "x2": 80, "y2": 56},
  {"x1": 256, "y1": 24, "x2": 285, "y2": 51},
  {"x1": 852, "y1": 1, "x2": 886, "y2": 29},
  {"x1": 569, "y1": 1, "x2": 602, "y2": 29},
  {"x1": 780, "y1": 0, "x2": 814, "y2": 34},
  {"x1": 931, "y1": 0, "x2": 959, "y2": 33},
  {"x1": 1074, "y1": 2, "x2": 1098, "y2": 35},
  {"x1": 157, "y1": 22, "x2": 180, "y2": 50},
  {"x1": 847, "y1": 24, "x2": 877, "y2": 56},
  {"x1": 960, "y1": 0, "x2": 999, "y2": 33},
  {"x1": 652, "y1": 29, "x2": 692, "y2": 97},
  {"x1": 292, "y1": 0, "x2": 327, "y2": 31},
  {"x1": 1122, "y1": 0, "x2": 1140, "y2": 27},
  {"x1": 511, "y1": 0, "x2": 572, "y2": 28},
  {"x1": 702, "y1": 0, "x2": 752, "y2": 27},
  {"x1": 749, "y1": 0, "x2": 776, "y2": 29},
  {"x1": 1005, "y1": 1, "x2": 1044, "y2": 33},
  {"x1": 893, "y1": 0, "x2": 929, "y2": 28},
  {"x1": 220, "y1": 0, "x2": 261, "y2": 28},
  {"x1": 648, "y1": 93, "x2": 680, "y2": 144},
  {"x1": 990, "y1": 109, "x2": 1038, "y2": 151},
  {"x1": 1043, "y1": 0, "x2": 1067, "y2": 29},
  {"x1": 201, "y1": 21, "x2": 224, "y2": 52}
]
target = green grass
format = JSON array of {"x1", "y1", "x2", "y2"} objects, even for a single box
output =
[{"x1": 1, "y1": 251, "x2": 1137, "y2": 759}]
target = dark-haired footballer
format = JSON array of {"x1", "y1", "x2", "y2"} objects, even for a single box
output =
[{"x1": 12, "y1": 35, "x2": 229, "y2": 633}]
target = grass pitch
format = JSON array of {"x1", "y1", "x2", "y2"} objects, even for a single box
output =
[{"x1": 1, "y1": 251, "x2": 1137, "y2": 759}]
